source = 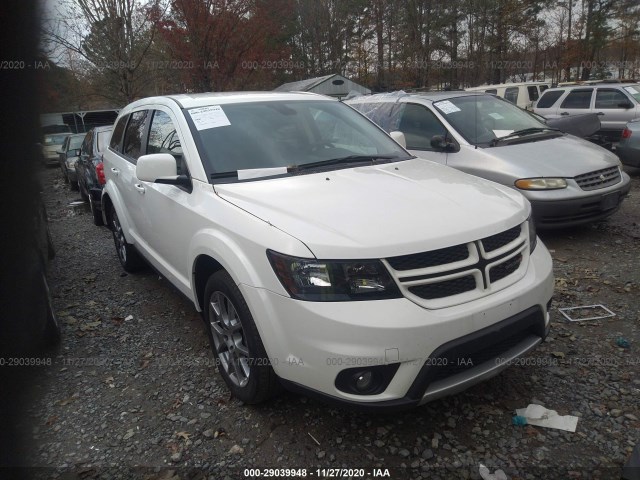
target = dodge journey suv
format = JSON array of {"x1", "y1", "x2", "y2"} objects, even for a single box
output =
[{"x1": 102, "y1": 92, "x2": 554, "y2": 409}]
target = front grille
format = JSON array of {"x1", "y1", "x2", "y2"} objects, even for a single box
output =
[
  {"x1": 387, "y1": 244, "x2": 468, "y2": 271},
  {"x1": 489, "y1": 254, "x2": 522, "y2": 283},
  {"x1": 482, "y1": 225, "x2": 521, "y2": 252},
  {"x1": 408, "y1": 276, "x2": 476, "y2": 300},
  {"x1": 386, "y1": 222, "x2": 528, "y2": 306},
  {"x1": 575, "y1": 166, "x2": 621, "y2": 191}
]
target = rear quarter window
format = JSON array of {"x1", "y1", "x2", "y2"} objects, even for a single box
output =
[{"x1": 536, "y1": 90, "x2": 564, "y2": 108}]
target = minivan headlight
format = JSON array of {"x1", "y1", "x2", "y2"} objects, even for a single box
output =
[
  {"x1": 515, "y1": 178, "x2": 567, "y2": 190},
  {"x1": 267, "y1": 250, "x2": 401, "y2": 301}
]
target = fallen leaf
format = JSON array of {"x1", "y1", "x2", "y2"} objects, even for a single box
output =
[
  {"x1": 551, "y1": 351, "x2": 565, "y2": 359},
  {"x1": 176, "y1": 431, "x2": 191, "y2": 441},
  {"x1": 45, "y1": 415, "x2": 59, "y2": 426},
  {"x1": 58, "y1": 395, "x2": 79, "y2": 406}
]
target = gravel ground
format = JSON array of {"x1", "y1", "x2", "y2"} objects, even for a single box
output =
[{"x1": 13, "y1": 166, "x2": 640, "y2": 479}]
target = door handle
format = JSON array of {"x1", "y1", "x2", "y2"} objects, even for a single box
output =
[
  {"x1": 560, "y1": 112, "x2": 569, "y2": 116},
  {"x1": 110, "y1": 167, "x2": 119, "y2": 176},
  {"x1": 133, "y1": 183, "x2": 145, "y2": 194},
  {"x1": 596, "y1": 112, "x2": 605, "y2": 116}
]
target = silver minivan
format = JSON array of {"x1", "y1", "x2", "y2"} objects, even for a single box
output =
[{"x1": 347, "y1": 91, "x2": 631, "y2": 229}]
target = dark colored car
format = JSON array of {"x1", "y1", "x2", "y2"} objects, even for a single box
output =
[
  {"x1": 57, "y1": 133, "x2": 85, "y2": 188},
  {"x1": 75, "y1": 126, "x2": 112, "y2": 225},
  {"x1": 1, "y1": 185, "x2": 61, "y2": 355}
]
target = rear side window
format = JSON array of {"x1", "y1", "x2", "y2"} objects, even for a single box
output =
[
  {"x1": 595, "y1": 89, "x2": 631, "y2": 109},
  {"x1": 527, "y1": 86, "x2": 539, "y2": 101},
  {"x1": 122, "y1": 110, "x2": 149, "y2": 162},
  {"x1": 110, "y1": 115, "x2": 128, "y2": 150},
  {"x1": 349, "y1": 102, "x2": 398, "y2": 131},
  {"x1": 560, "y1": 89, "x2": 593, "y2": 109},
  {"x1": 536, "y1": 90, "x2": 564, "y2": 108},
  {"x1": 504, "y1": 87, "x2": 519, "y2": 104},
  {"x1": 397, "y1": 103, "x2": 448, "y2": 150}
]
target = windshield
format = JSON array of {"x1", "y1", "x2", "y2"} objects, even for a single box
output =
[
  {"x1": 433, "y1": 95, "x2": 548, "y2": 146},
  {"x1": 44, "y1": 134, "x2": 69, "y2": 145},
  {"x1": 623, "y1": 85, "x2": 640, "y2": 102},
  {"x1": 189, "y1": 100, "x2": 409, "y2": 179}
]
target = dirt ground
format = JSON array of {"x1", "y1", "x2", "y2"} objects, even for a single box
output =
[{"x1": 10, "y1": 165, "x2": 640, "y2": 480}]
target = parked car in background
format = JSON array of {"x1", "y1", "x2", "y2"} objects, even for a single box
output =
[
  {"x1": 57, "y1": 133, "x2": 85, "y2": 188},
  {"x1": 101, "y1": 92, "x2": 554, "y2": 408},
  {"x1": 616, "y1": 119, "x2": 640, "y2": 168},
  {"x1": 41, "y1": 133, "x2": 71, "y2": 166},
  {"x1": 533, "y1": 83, "x2": 640, "y2": 143},
  {"x1": 465, "y1": 82, "x2": 550, "y2": 110},
  {"x1": 347, "y1": 91, "x2": 631, "y2": 229},
  {"x1": 76, "y1": 125, "x2": 112, "y2": 226}
]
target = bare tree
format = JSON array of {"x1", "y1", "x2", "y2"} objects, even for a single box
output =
[{"x1": 42, "y1": 0, "x2": 168, "y2": 105}]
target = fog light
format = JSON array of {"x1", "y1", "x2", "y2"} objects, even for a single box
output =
[
  {"x1": 335, "y1": 364, "x2": 400, "y2": 396},
  {"x1": 355, "y1": 371, "x2": 374, "y2": 392}
]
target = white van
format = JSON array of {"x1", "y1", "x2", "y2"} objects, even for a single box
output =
[{"x1": 465, "y1": 82, "x2": 550, "y2": 110}]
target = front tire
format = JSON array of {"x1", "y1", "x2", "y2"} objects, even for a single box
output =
[
  {"x1": 110, "y1": 206, "x2": 144, "y2": 272},
  {"x1": 203, "y1": 271, "x2": 279, "y2": 404}
]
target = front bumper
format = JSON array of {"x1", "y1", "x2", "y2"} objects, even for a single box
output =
[
  {"x1": 239, "y1": 243, "x2": 554, "y2": 409},
  {"x1": 528, "y1": 173, "x2": 632, "y2": 229}
]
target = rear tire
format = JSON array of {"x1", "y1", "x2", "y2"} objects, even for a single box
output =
[
  {"x1": 110, "y1": 206, "x2": 144, "y2": 272},
  {"x1": 89, "y1": 195, "x2": 104, "y2": 226},
  {"x1": 203, "y1": 271, "x2": 279, "y2": 403},
  {"x1": 79, "y1": 181, "x2": 88, "y2": 201}
]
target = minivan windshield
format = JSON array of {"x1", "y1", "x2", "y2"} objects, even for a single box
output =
[
  {"x1": 189, "y1": 100, "x2": 410, "y2": 179},
  {"x1": 433, "y1": 95, "x2": 557, "y2": 146}
]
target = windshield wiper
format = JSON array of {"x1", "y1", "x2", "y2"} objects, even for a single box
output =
[
  {"x1": 490, "y1": 127, "x2": 561, "y2": 146},
  {"x1": 293, "y1": 154, "x2": 401, "y2": 171}
]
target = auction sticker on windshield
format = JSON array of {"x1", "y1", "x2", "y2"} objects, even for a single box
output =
[
  {"x1": 189, "y1": 105, "x2": 231, "y2": 130},
  {"x1": 434, "y1": 100, "x2": 461, "y2": 114}
]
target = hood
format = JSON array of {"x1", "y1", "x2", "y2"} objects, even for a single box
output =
[
  {"x1": 487, "y1": 134, "x2": 621, "y2": 178},
  {"x1": 215, "y1": 159, "x2": 529, "y2": 259}
]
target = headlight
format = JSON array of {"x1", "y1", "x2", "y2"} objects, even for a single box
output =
[
  {"x1": 267, "y1": 250, "x2": 401, "y2": 301},
  {"x1": 515, "y1": 178, "x2": 567, "y2": 190},
  {"x1": 528, "y1": 215, "x2": 537, "y2": 253},
  {"x1": 66, "y1": 158, "x2": 78, "y2": 168}
]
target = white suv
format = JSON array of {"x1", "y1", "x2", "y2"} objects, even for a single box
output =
[{"x1": 102, "y1": 92, "x2": 554, "y2": 409}]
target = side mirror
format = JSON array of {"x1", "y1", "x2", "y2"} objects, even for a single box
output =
[
  {"x1": 389, "y1": 131, "x2": 406, "y2": 148},
  {"x1": 136, "y1": 153, "x2": 191, "y2": 191},
  {"x1": 431, "y1": 135, "x2": 458, "y2": 152},
  {"x1": 136, "y1": 153, "x2": 177, "y2": 182}
]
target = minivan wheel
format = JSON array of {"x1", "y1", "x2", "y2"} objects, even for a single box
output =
[
  {"x1": 110, "y1": 206, "x2": 144, "y2": 272},
  {"x1": 89, "y1": 195, "x2": 104, "y2": 226},
  {"x1": 203, "y1": 271, "x2": 279, "y2": 404}
]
